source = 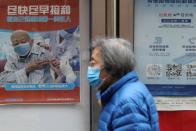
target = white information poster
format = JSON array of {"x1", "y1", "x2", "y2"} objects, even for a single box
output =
[{"x1": 134, "y1": 0, "x2": 196, "y2": 110}]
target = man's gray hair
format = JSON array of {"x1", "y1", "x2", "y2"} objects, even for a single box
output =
[{"x1": 92, "y1": 38, "x2": 136, "y2": 78}]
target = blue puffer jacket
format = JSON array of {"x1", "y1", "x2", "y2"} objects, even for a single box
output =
[{"x1": 97, "y1": 71, "x2": 159, "y2": 131}]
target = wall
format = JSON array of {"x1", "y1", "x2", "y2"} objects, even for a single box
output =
[{"x1": 0, "y1": 0, "x2": 90, "y2": 131}]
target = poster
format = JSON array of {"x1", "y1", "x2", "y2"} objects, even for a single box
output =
[
  {"x1": 134, "y1": 0, "x2": 196, "y2": 110},
  {"x1": 0, "y1": 0, "x2": 80, "y2": 104}
]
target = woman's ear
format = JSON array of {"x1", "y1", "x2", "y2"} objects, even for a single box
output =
[{"x1": 104, "y1": 65, "x2": 112, "y2": 73}]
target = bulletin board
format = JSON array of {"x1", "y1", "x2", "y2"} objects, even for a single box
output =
[{"x1": 0, "y1": 0, "x2": 80, "y2": 104}]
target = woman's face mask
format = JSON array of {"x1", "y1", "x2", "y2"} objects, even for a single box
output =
[
  {"x1": 87, "y1": 66, "x2": 103, "y2": 88},
  {"x1": 14, "y1": 42, "x2": 31, "y2": 56}
]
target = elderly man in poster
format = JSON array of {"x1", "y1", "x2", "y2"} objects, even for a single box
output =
[{"x1": 0, "y1": 30, "x2": 54, "y2": 83}]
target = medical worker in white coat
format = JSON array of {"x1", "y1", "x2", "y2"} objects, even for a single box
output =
[{"x1": 35, "y1": 27, "x2": 80, "y2": 83}]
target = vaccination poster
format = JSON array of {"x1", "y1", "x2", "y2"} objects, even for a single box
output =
[
  {"x1": 0, "y1": 0, "x2": 80, "y2": 104},
  {"x1": 135, "y1": 0, "x2": 196, "y2": 110}
]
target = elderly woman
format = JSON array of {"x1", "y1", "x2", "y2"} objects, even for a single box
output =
[{"x1": 87, "y1": 38, "x2": 159, "y2": 131}]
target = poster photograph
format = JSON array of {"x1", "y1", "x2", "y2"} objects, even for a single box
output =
[
  {"x1": 0, "y1": 0, "x2": 80, "y2": 104},
  {"x1": 134, "y1": 0, "x2": 196, "y2": 110}
]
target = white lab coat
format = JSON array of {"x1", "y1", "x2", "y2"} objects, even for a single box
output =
[
  {"x1": 40, "y1": 30, "x2": 79, "y2": 59},
  {"x1": 37, "y1": 29, "x2": 80, "y2": 83}
]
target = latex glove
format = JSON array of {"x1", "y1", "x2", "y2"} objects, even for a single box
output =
[{"x1": 60, "y1": 57, "x2": 76, "y2": 83}]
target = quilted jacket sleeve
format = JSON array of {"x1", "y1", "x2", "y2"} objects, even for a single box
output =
[{"x1": 111, "y1": 101, "x2": 154, "y2": 131}]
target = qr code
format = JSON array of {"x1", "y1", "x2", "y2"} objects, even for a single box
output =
[
  {"x1": 146, "y1": 64, "x2": 162, "y2": 77},
  {"x1": 186, "y1": 65, "x2": 196, "y2": 77},
  {"x1": 166, "y1": 64, "x2": 182, "y2": 78}
]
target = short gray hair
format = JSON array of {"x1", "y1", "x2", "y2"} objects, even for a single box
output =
[{"x1": 92, "y1": 38, "x2": 136, "y2": 78}]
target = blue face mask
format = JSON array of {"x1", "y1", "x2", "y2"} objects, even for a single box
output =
[
  {"x1": 14, "y1": 42, "x2": 31, "y2": 56},
  {"x1": 66, "y1": 27, "x2": 77, "y2": 34},
  {"x1": 59, "y1": 30, "x2": 73, "y2": 39},
  {"x1": 87, "y1": 66, "x2": 103, "y2": 88}
]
